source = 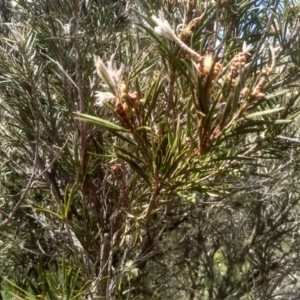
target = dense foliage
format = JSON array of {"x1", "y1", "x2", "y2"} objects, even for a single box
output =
[{"x1": 1, "y1": 0, "x2": 300, "y2": 299}]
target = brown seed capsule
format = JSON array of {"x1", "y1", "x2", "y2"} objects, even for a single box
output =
[{"x1": 115, "y1": 102, "x2": 128, "y2": 119}]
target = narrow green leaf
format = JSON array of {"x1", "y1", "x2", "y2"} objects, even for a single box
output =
[
  {"x1": 273, "y1": 119, "x2": 292, "y2": 124},
  {"x1": 34, "y1": 205, "x2": 62, "y2": 219},
  {"x1": 117, "y1": 152, "x2": 151, "y2": 186},
  {"x1": 114, "y1": 145, "x2": 145, "y2": 165},
  {"x1": 44, "y1": 54, "x2": 78, "y2": 88},
  {"x1": 244, "y1": 107, "x2": 284, "y2": 119},
  {"x1": 136, "y1": 126, "x2": 153, "y2": 131},
  {"x1": 163, "y1": 149, "x2": 189, "y2": 179},
  {"x1": 75, "y1": 113, "x2": 128, "y2": 131},
  {"x1": 63, "y1": 183, "x2": 77, "y2": 219},
  {"x1": 264, "y1": 89, "x2": 288, "y2": 100},
  {"x1": 168, "y1": 116, "x2": 181, "y2": 157},
  {"x1": 144, "y1": 75, "x2": 164, "y2": 123}
]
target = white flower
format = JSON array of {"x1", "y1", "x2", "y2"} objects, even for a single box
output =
[
  {"x1": 94, "y1": 91, "x2": 115, "y2": 107},
  {"x1": 10, "y1": 0, "x2": 17, "y2": 8},
  {"x1": 203, "y1": 54, "x2": 214, "y2": 73},
  {"x1": 95, "y1": 54, "x2": 124, "y2": 94},
  {"x1": 151, "y1": 11, "x2": 177, "y2": 41},
  {"x1": 242, "y1": 41, "x2": 253, "y2": 54},
  {"x1": 151, "y1": 11, "x2": 202, "y2": 60},
  {"x1": 62, "y1": 24, "x2": 71, "y2": 35},
  {"x1": 56, "y1": 19, "x2": 71, "y2": 35}
]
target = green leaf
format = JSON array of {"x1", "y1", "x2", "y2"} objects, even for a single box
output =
[
  {"x1": 116, "y1": 152, "x2": 151, "y2": 186},
  {"x1": 162, "y1": 149, "x2": 189, "y2": 179},
  {"x1": 75, "y1": 113, "x2": 128, "y2": 131},
  {"x1": 63, "y1": 183, "x2": 77, "y2": 220},
  {"x1": 244, "y1": 107, "x2": 284, "y2": 119},
  {"x1": 114, "y1": 145, "x2": 146, "y2": 165},
  {"x1": 264, "y1": 89, "x2": 288, "y2": 100},
  {"x1": 34, "y1": 205, "x2": 62, "y2": 219}
]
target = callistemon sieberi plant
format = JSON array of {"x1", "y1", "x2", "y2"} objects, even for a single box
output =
[{"x1": 94, "y1": 11, "x2": 277, "y2": 157}]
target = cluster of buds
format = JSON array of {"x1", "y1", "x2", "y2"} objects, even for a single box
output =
[
  {"x1": 114, "y1": 84, "x2": 129, "y2": 121},
  {"x1": 240, "y1": 87, "x2": 249, "y2": 98},
  {"x1": 114, "y1": 92, "x2": 143, "y2": 122},
  {"x1": 212, "y1": 61, "x2": 223, "y2": 78},
  {"x1": 125, "y1": 90, "x2": 143, "y2": 111},
  {"x1": 229, "y1": 52, "x2": 246, "y2": 84},
  {"x1": 250, "y1": 45, "x2": 276, "y2": 101},
  {"x1": 251, "y1": 67, "x2": 273, "y2": 100},
  {"x1": 114, "y1": 102, "x2": 129, "y2": 121},
  {"x1": 196, "y1": 54, "x2": 222, "y2": 79},
  {"x1": 94, "y1": 55, "x2": 142, "y2": 126},
  {"x1": 251, "y1": 85, "x2": 265, "y2": 100},
  {"x1": 196, "y1": 54, "x2": 223, "y2": 111}
]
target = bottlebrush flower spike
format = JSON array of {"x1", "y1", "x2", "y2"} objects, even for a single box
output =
[
  {"x1": 94, "y1": 91, "x2": 115, "y2": 107},
  {"x1": 151, "y1": 11, "x2": 202, "y2": 60},
  {"x1": 151, "y1": 11, "x2": 177, "y2": 42},
  {"x1": 242, "y1": 41, "x2": 253, "y2": 54},
  {"x1": 94, "y1": 54, "x2": 124, "y2": 95}
]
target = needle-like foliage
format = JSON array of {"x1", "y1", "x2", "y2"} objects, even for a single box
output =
[{"x1": 1, "y1": 0, "x2": 300, "y2": 299}]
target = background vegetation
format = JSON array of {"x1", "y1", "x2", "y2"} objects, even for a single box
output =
[{"x1": 1, "y1": 0, "x2": 300, "y2": 299}]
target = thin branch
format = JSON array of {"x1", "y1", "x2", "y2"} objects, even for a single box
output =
[
  {"x1": 0, "y1": 141, "x2": 39, "y2": 229},
  {"x1": 0, "y1": 137, "x2": 70, "y2": 228}
]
